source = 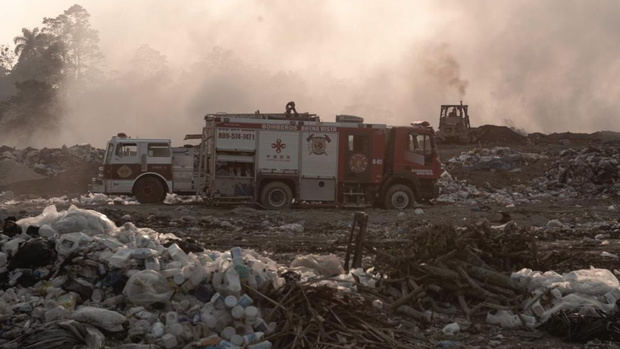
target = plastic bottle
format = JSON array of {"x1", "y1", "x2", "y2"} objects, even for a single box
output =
[
  {"x1": 253, "y1": 319, "x2": 268, "y2": 332},
  {"x1": 231, "y1": 305, "x2": 244, "y2": 320},
  {"x1": 152, "y1": 321, "x2": 165, "y2": 338},
  {"x1": 238, "y1": 294, "x2": 254, "y2": 308},
  {"x1": 145, "y1": 257, "x2": 161, "y2": 271},
  {"x1": 168, "y1": 243, "x2": 191, "y2": 264},
  {"x1": 131, "y1": 248, "x2": 158, "y2": 259},
  {"x1": 224, "y1": 295, "x2": 238, "y2": 308},
  {"x1": 231, "y1": 334, "x2": 244, "y2": 346},
  {"x1": 530, "y1": 300, "x2": 544, "y2": 317},
  {"x1": 224, "y1": 267, "x2": 242, "y2": 296},
  {"x1": 230, "y1": 247, "x2": 243, "y2": 264},
  {"x1": 247, "y1": 341, "x2": 272, "y2": 349},
  {"x1": 243, "y1": 332, "x2": 264, "y2": 345},
  {"x1": 107, "y1": 248, "x2": 133, "y2": 267},
  {"x1": 183, "y1": 263, "x2": 207, "y2": 285},
  {"x1": 173, "y1": 273, "x2": 185, "y2": 286},
  {"x1": 212, "y1": 271, "x2": 224, "y2": 291},
  {"x1": 161, "y1": 268, "x2": 181, "y2": 278},
  {"x1": 203, "y1": 313, "x2": 217, "y2": 329},
  {"x1": 166, "y1": 311, "x2": 179, "y2": 324},
  {"x1": 244, "y1": 306, "x2": 258, "y2": 321},
  {"x1": 221, "y1": 326, "x2": 236, "y2": 340},
  {"x1": 211, "y1": 293, "x2": 226, "y2": 310},
  {"x1": 168, "y1": 323, "x2": 185, "y2": 336},
  {"x1": 160, "y1": 333, "x2": 177, "y2": 349},
  {"x1": 217, "y1": 340, "x2": 239, "y2": 349}
]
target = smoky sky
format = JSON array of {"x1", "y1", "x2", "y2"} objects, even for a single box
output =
[{"x1": 2, "y1": 0, "x2": 620, "y2": 147}]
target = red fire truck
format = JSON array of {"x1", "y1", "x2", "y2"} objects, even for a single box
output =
[{"x1": 91, "y1": 104, "x2": 441, "y2": 209}]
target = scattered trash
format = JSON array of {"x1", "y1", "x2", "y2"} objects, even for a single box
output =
[
  {"x1": 442, "y1": 322, "x2": 460, "y2": 335},
  {"x1": 290, "y1": 254, "x2": 345, "y2": 277}
]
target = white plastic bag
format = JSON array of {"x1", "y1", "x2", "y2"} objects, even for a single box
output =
[
  {"x1": 17, "y1": 205, "x2": 116, "y2": 236},
  {"x1": 123, "y1": 270, "x2": 173, "y2": 305},
  {"x1": 51, "y1": 205, "x2": 116, "y2": 236},
  {"x1": 290, "y1": 254, "x2": 344, "y2": 277},
  {"x1": 17, "y1": 205, "x2": 62, "y2": 231},
  {"x1": 72, "y1": 306, "x2": 127, "y2": 332}
]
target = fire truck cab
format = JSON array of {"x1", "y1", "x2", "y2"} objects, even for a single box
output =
[{"x1": 90, "y1": 134, "x2": 196, "y2": 203}]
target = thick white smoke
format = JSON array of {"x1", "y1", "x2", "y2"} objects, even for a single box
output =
[{"x1": 2, "y1": 0, "x2": 619, "y2": 147}]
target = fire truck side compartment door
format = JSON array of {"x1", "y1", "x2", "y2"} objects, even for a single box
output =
[
  {"x1": 299, "y1": 178, "x2": 336, "y2": 201},
  {"x1": 301, "y1": 131, "x2": 338, "y2": 177},
  {"x1": 257, "y1": 131, "x2": 299, "y2": 172},
  {"x1": 172, "y1": 147, "x2": 195, "y2": 192}
]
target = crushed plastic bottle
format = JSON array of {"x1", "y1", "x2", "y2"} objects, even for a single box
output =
[{"x1": 167, "y1": 243, "x2": 192, "y2": 264}]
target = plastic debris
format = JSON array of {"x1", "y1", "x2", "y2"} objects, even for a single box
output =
[
  {"x1": 442, "y1": 322, "x2": 460, "y2": 335},
  {"x1": 290, "y1": 254, "x2": 345, "y2": 277}
]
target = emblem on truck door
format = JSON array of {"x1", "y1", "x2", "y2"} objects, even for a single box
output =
[
  {"x1": 306, "y1": 133, "x2": 331, "y2": 155},
  {"x1": 117, "y1": 165, "x2": 133, "y2": 178},
  {"x1": 271, "y1": 138, "x2": 286, "y2": 153},
  {"x1": 349, "y1": 153, "x2": 368, "y2": 174}
]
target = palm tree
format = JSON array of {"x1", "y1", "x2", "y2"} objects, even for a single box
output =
[{"x1": 13, "y1": 28, "x2": 48, "y2": 63}]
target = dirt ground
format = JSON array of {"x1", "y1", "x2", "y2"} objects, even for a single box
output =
[{"x1": 1, "y1": 139, "x2": 619, "y2": 348}]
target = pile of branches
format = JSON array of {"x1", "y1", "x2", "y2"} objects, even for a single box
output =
[
  {"x1": 255, "y1": 283, "x2": 425, "y2": 349},
  {"x1": 369, "y1": 221, "x2": 536, "y2": 320}
]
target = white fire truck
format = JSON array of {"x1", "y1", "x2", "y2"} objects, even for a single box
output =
[{"x1": 91, "y1": 103, "x2": 441, "y2": 209}]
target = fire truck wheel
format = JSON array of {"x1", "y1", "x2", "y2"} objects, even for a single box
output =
[
  {"x1": 384, "y1": 184, "x2": 414, "y2": 210},
  {"x1": 133, "y1": 176, "x2": 166, "y2": 204},
  {"x1": 260, "y1": 181, "x2": 293, "y2": 210}
]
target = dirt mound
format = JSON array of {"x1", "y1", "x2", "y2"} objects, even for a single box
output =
[
  {"x1": 0, "y1": 159, "x2": 46, "y2": 186},
  {"x1": 0, "y1": 163, "x2": 98, "y2": 196},
  {"x1": 471, "y1": 125, "x2": 527, "y2": 145},
  {"x1": 528, "y1": 131, "x2": 620, "y2": 146},
  {"x1": 0, "y1": 145, "x2": 103, "y2": 196}
]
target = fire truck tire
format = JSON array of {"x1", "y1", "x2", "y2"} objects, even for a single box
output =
[
  {"x1": 133, "y1": 176, "x2": 166, "y2": 204},
  {"x1": 260, "y1": 181, "x2": 293, "y2": 210},
  {"x1": 384, "y1": 184, "x2": 414, "y2": 210}
]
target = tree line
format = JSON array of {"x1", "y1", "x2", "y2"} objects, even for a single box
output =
[{"x1": 0, "y1": 4, "x2": 101, "y2": 139}]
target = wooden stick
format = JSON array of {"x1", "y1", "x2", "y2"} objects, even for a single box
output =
[{"x1": 390, "y1": 285, "x2": 425, "y2": 310}]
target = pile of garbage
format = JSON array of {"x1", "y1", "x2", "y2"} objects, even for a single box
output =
[
  {"x1": 512, "y1": 268, "x2": 620, "y2": 342},
  {"x1": 0, "y1": 205, "x2": 398, "y2": 348},
  {"x1": 0, "y1": 193, "x2": 204, "y2": 209},
  {"x1": 0, "y1": 205, "x2": 285, "y2": 348},
  {"x1": 446, "y1": 147, "x2": 547, "y2": 172},
  {"x1": 0, "y1": 192, "x2": 137, "y2": 208},
  {"x1": 435, "y1": 171, "x2": 541, "y2": 206},
  {"x1": 368, "y1": 219, "x2": 620, "y2": 342},
  {"x1": 437, "y1": 146, "x2": 619, "y2": 205},
  {"x1": 534, "y1": 147, "x2": 620, "y2": 196},
  {"x1": 0, "y1": 144, "x2": 103, "y2": 178}
]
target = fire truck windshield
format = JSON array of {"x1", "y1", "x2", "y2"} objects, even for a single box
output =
[{"x1": 104, "y1": 143, "x2": 114, "y2": 163}]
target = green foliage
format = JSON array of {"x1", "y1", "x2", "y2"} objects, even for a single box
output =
[
  {"x1": 0, "y1": 80, "x2": 60, "y2": 132},
  {"x1": 0, "y1": 45, "x2": 15, "y2": 74},
  {"x1": 0, "y1": 4, "x2": 102, "y2": 141},
  {"x1": 11, "y1": 29, "x2": 65, "y2": 86},
  {"x1": 43, "y1": 4, "x2": 102, "y2": 81}
]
